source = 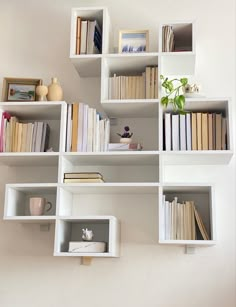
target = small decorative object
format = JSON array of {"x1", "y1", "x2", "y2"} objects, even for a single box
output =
[
  {"x1": 82, "y1": 228, "x2": 94, "y2": 241},
  {"x1": 117, "y1": 126, "x2": 133, "y2": 144},
  {"x1": 182, "y1": 83, "x2": 203, "y2": 98},
  {"x1": 160, "y1": 74, "x2": 188, "y2": 113},
  {"x1": 119, "y1": 30, "x2": 149, "y2": 53},
  {"x1": 2, "y1": 78, "x2": 42, "y2": 102},
  {"x1": 47, "y1": 77, "x2": 63, "y2": 101},
  {"x1": 36, "y1": 84, "x2": 48, "y2": 101}
]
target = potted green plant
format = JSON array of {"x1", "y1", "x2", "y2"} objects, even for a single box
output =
[{"x1": 160, "y1": 75, "x2": 188, "y2": 113}]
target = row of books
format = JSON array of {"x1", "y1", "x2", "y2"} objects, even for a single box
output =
[
  {"x1": 66, "y1": 103, "x2": 110, "y2": 152},
  {"x1": 0, "y1": 111, "x2": 50, "y2": 152},
  {"x1": 164, "y1": 112, "x2": 227, "y2": 151},
  {"x1": 64, "y1": 172, "x2": 105, "y2": 183},
  {"x1": 163, "y1": 196, "x2": 210, "y2": 240},
  {"x1": 75, "y1": 17, "x2": 102, "y2": 54},
  {"x1": 162, "y1": 25, "x2": 174, "y2": 52},
  {"x1": 108, "y1": 66, "x2": 158, "y2": 100}
]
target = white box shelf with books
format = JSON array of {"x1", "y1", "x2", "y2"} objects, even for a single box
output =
[
  {"x1": 159, "y1": 184, "x2": 216, "y2": 246},
  {"x1": 54, "y1": 216, "x2": 119, "y2": 257},
  {"x1": 0, "y1": 101, "x2": 66, "y2": 167},
  {"x1": 70, "y1": 7, "x2": 110, "y2": 77},
  {"x1": 159, "y1": 21, "x2": 195, "y2": 75},
  {"x1": 59, "y1": 152, "x2": 160, "y2": 184},
  {"x1": 4, "y1": 183, "x2": 57, "y2": 222},
  {"x1": 161, "y1": 98, "x2": 233, "y2": 165}
]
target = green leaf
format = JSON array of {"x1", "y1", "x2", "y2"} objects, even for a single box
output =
[
  {"x1": 160, "y1": 75, "x2": 164, "y2": 80},
  {"x1": 161, "y1": 96, "x2": 169, "y2": 107},
  {"x1": 180, "y1": 78, "x2": 188, "y2": 86},
  {"x1": 174, "y1": 95, "x2": 185, "y2": 110}
]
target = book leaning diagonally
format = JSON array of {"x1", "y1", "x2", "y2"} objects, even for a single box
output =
[{"x1": 193, "y1": 205, "x2": 210, "y2": 240}]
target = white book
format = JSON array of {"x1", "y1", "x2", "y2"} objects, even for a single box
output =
[
  {"x1": 31, "y1": 122, "x2": 37, "y2": 152},
  {"x1": 172, "y1": 114, "x2": 179, "y2": 151},
  {"x1": 92, "y1": 109, "x2": 97, "y2": 152},
  {"x1": 80, "y1": 20, "x2": 88, "y2": 54},
  {"x1": 186, "y1": 113, "x2": 192, "y2": 150},
  {"x1": 77, "y1": 102, "x2": 84, "y2": 152},
  {"x1": 164, "y1": 113, "x2": 171, "y2": 151},
  {"x1": 180, "y1": 114, "x2": 186, "y2": 150},
  {"x1": 104, "y1": 119, "x2": 110, "y2": 152},
  {"x1": 66, "y1": 104, "x2": 72, "y2": 152},
  {"x1": 35, "y1": 122, "x2": 44, "y2": 152},
  {"x1": 99, "y1": 119, "x2": 105, "y2": 151},
  {"x1": 82, "y1": 104, "x2": 88, "y2": 152},
  {"x1": 95, "y1": 113, "x2": 100, "y2": 152},
  {"x1": 87, "y1": 107, "x2": 94, "y2": 152}
]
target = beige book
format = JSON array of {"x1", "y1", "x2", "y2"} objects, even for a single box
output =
[
  {"x1": 71, "y1": 103, "x2": 79, "y2": 152},
  {"x1": 191, "y1": 113, "x2": 197, "y2": 150},
  {"x1": 17, "y1": 123, "x2": 23, "y2": 152},
  {"x1": 64, "y1": 178, "x2": 104, "y2": 183},
  {"x1": 215, "y1": 113, "x2": 222, "y2": 150},
  {"x1": 196, "y1": 113, "x2": 202, "y2": 150},
  {"x1": 221, "y1": 117, "x2": 227, "y2": 150},
  {"x1": 193, "y1": 206, "x2": 210, "y2": 240},
  {"x1": 185, "y1": 201, "x2": 196, "y2": 240},
  {"x1": 202, "y1": 113, "x2": 208, "y2": 150},
  {"x1": 212, "y1": 113, "x2": 216, "y2": 150},
  {"x1": 21, "y1": 123, "x2": 28, "y2": 152},
  {"x1": 154, "y1": 66, "x2": 158, "y2": 99},
  {"x1": 151, "y1": 67, "x2": 155, "y2": 99},
  {"x1": 208, "y1": 113, "x2": 213, "y2": 150},
  {"x1": 76, "y1": 17, "x2": 81, "y2": 54},
  {"x1": 145, "y1": 67, "x2": 151, "y2": 99}
]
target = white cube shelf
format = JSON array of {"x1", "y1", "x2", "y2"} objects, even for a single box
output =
[
  {"x1": 4, "y1": 184, "x2": 57, "y2": 221},
  {"x1": 159, "y1": 184, "x2": 216, "y2": 246},
  {"x1": 54, "y1": 216, "x2": 119, "y2": 257}
]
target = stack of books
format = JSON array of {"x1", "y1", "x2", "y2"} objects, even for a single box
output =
[
  {"x1": 108, "y1": 66, "x2": 158, "y2": 100},
  {"x1": 66, "y1": 103, "x2": 110, "y2": 152},
  {"x1": 163, "y1": 196, "x2": 210, "y2": 240},
  {"x1": 75, "y1": 17, "x2": 102, "y2": 54},
  {"x1": 108, "y1": 143, "x2": 143, "y2": 151},
  {"x1": 0, "y1": 111, "x2": 50, "y2": 152},
  {"x1": 64, "y1": 172, "x2": 105, "y2": 183},
  {"x1": 164, "y1": 112, "x2": 227, "y2": 151}
]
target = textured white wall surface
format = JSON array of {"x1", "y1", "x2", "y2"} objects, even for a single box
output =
[{"x1": 0, "y1": 0, "x2": 235, "y2": 306}]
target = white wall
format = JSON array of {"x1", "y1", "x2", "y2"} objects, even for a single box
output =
[{"x1": 0, "y1": 0, "x2": 235, "y2": 306}]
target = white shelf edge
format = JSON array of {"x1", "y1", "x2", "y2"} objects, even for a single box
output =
[
  {"x1": 159, "y1": 240, "x2": 216, "y2": 246},
  {"x1": 101, "y1": 99, "x2": 159, "y2": 103},
  {"x1": 0, "y1": 101, "x2": 67, "y2": 107},
  {"x1": 62, "y1": 151, "x2": 160, "y2": 156},
  {"x1": 54, "y1": 252, "x2": 117, "y2": 257},
  {"x1": 6, "y1": 183, "x2": 58, "y2": 188},
  {"x1": 4, "y1": 216, "x2": 56, "y2": 221},
  {"x1": 57, "y1": 215, "x2": 117, "y2": 220}
]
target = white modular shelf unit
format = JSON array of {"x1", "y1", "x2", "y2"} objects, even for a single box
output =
[
  {"x1": 4, "y1": 184, "x2": 57, "y2": 221},
  {"x1": 54, "y1": 216, "x2": 119, "y2": 257},
  {"x1": 2, "y1": 7, "x2": 233, "y2": 258},
  {"x1": 159, "y1": 184, "x2": 216, "y2": 246}
]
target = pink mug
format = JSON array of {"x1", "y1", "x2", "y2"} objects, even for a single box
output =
[{"x1": 29, "y1": 197, "x2": 52, "y2": 216}]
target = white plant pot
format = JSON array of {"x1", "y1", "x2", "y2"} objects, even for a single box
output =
[{"x1": 120, "y1": 138, "x2": 132, "y2": 144}]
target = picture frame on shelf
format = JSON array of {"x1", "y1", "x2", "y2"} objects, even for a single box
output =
[
  {"x1": 2, "y1": 77, "x2": 42, "y2": 102},
  {"x1": 118, "y1": 30, "x2": 149, "y2": 53}
]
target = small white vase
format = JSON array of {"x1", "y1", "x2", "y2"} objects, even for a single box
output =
[
  {"x1": 120, "y1": 138, "x2": 132, "y2": 144},
  {"x1": 47, "y1": 77, "x2": 63, "y2": 101}
]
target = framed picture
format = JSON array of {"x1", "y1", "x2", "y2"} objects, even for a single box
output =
[
  {"x1": 2, "y1": 78, "x2": 42, "y2": 102},
  {"x1": 119, "y1": 30, "x2": 149, "y2": 53}
]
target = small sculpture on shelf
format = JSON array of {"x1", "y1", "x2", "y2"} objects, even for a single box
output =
[
  {"x1": 82, "y1": 228, "x2": 94, "y2": 241},
  {"x1": 117, "y1": 126, "x2": 133, "y2": 144},
  {"x1": 36, "y1": 84, "x2": 48, "y2": 101}
]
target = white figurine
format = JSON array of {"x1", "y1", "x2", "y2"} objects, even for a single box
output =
[{"x1": 82, "y1": 228, "x2": 94, "y2": 241}]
